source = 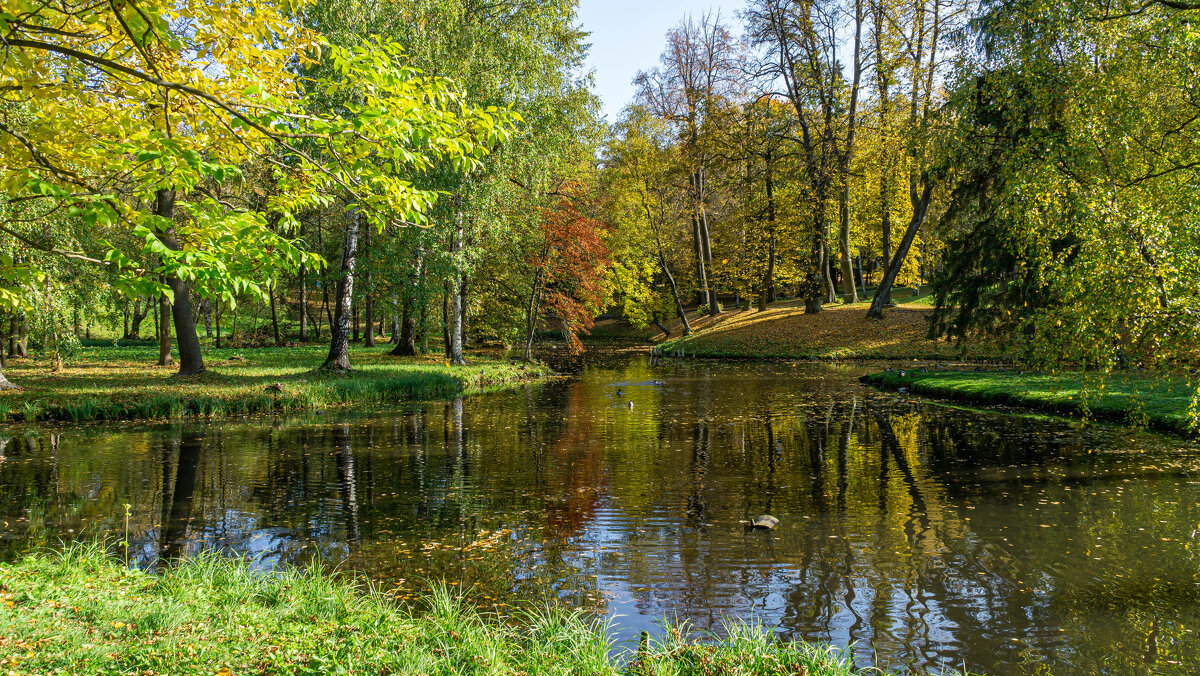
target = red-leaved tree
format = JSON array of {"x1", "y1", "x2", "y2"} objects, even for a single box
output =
[{"x1": 523, "y1": 190, "x2": 611, "y2": 360}]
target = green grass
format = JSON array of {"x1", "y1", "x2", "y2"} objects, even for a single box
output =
[
  {"x1": 861, "y1": 369, "x2": 1198, "y2": 436},
  {"x1": 0, "y1": 544, "x2": 960, "y2": 675},
  {"x1": 0, "y1": 344, "x2": 550, "y2": 423}
]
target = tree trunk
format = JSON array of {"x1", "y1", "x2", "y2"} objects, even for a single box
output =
[
  {"x1": 157, "y1": 286, "x2": 173, "y2": 367},
  {"x1": 0, "y1": 321, "x2": 13, "y2": 391},
  {"x1": 764, "y1": 153, "x2": 778, "y2": 304},
  {"x1": 442, "y1": 288, "x2": 451, "y2": 358},
  {"x1": 352, "y1": 303, "x2": 359, "y2": 343},
  {"x1": 390, "y1": 297, "x2": 401, "y2": 344},
  {"x1": 320, "y1": 209, "x2": 359, "y2": 371},
  {"x1": 153, "y1": 189, "x2": 204, "y2": 376},
  {"x1": 660, "y1": 252, "x2": 692, "y2": 336},
  {"x1": 50, "y1": 305, "x2": 63, "y2": 372},
  {"x1": 363, "y1": 296, "x2": 375, "y2": 347},
  {"x1": 363, "y1": 224, "x2": 374, "y2": 347},
  {"x1": 857, "y1": 253, "x2": 868, "y2": 300},
  {"x1": 880, "y1": 172, "x2": 894, "y2": 306},
  {"x1": 201, "y1": 298, "x2": 213, "y2": 338},
  {"x1": 522, "y1": 266, "x2": 545, "y2": 362},
  {"x1": 127, "y1": 298, "x2": 149, "y2": 339},
  {"x1": 298, "y1": 261, "x2": 308, "y2": 342},
  {"x1": 652, "y1": 315, "x2": 671, "y2": 338},
  {"x1": 449, "y1": 206, "x2": 465, "y2": 365},
  {"x1": 16, "y1": 316, "x2": 26, "y2": 357},
  {"x1": 873, "y1": 0, "x2": 894, "y2": 309},
  {"x1": 838, "y1": 0, "x2": 864, "y2": 305},
  {"x1": 689, "y1": 167, "x2": 718, "y2": 315},
  {"x1": 692, "y1": 211, "x2": 707, "y2": 307},
  {"x1": 699, "y1": 204, "x2": 718, "y2": 315},
  {"x1": 839, "y1": 188, "x2": 858, "y2": 302},
  {"x1": 7, "y1": 319, "x2": 18, "y2": 360},
  {"x1": 215, "y1": 301, "x2": 221, "y2": 348},
  {"x1": 418, "y1": 242, "x2": 428, "y2": 354},
  {"x1": 868, "y1": 181, "x2": 933, "y2": 320},
  {"x1": 804, "y1": 192, "x2": 827, "y2": 314},
  {"x1": 391, "y1": 291, "x2": 418, "y2": 357},
  {"x1": 825, "y1": 243, "x2": 839, "y2": 305},
  {"x1": 269, "y1": 287, "x2": 281, "y2": 346},
  {"x1": 322, "y1": 276, "x2": 333, "y2": 337},
  {"x1": 459, "y1": 274, "x2": 469, "y2": 349}
]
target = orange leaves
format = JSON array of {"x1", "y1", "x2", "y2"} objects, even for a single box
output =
[{"x1": 532, "y1": 189, "x2": 612, "y2": 354}]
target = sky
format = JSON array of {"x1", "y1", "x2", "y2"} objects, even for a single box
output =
[{"x1": 577, "y1": 0, "x2": 746, "y2": 123}]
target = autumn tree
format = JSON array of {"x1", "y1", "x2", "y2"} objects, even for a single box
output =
[
  {"x1": 863, "y1": 0, "x2": 959, "y2": 319},
  {"x1": 745, "y1": 0, "x2": 866, "y2": 313},
  {"x1": 635, "y1": 12, "x2": 746, "y2": 316},
  {"x1": 0, "y1": 0, "x2": 514, "y2": 382},
  {"x1": 521, "y1": 190, "x2": 610, "y2": 360},
  {"x1": 603, "y1": 107, "x2": 697, "y2": 336}
]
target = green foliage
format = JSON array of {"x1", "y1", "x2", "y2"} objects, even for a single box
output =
[
  {"x1": 929, "y1": 0, "x2": 1200, "y2": 374},
  {"x1": 0, "y1": 0, "x2": 515, "y2": 328}
]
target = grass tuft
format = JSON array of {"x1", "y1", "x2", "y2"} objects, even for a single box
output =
[{"x1": 0, "y1": 544, "x2": 969, "y2": 675}]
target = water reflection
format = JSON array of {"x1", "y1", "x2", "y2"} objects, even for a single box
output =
[{"x1": 1, "y1": 354, "x2": 1199, "y2": 674}]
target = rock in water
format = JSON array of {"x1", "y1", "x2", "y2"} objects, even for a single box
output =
[{"x1": 752, "y1": 515, "x2": 779, "y2": 530}]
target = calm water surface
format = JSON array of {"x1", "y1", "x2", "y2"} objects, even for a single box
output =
[{"x1": 2, "y1": 352, "x2": 1199, "y2": 674}]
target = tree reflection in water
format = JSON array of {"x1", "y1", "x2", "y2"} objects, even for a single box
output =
[{"x1": 0, "y1": 354, "x2": 1198, "y2": 674}]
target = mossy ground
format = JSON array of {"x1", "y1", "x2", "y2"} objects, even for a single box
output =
[
  {"x1": 0, "y1": 344, "x2": 548, "y2": 423},
  {"x1": 0, "y1": 544, "x2": 935, "y2": 675},
  {"x1": 862, "y1": 369, "x2": 1199, "y2": 436}
]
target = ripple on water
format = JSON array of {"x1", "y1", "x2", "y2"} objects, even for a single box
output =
[{"x1": 1, "y1": 355, "x2": 1199, "y2": 674}]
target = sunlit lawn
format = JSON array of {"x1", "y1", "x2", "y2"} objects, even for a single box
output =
[
  {"x1": 651, "y1": 295, "x2": 1004, "y2": 361},
  {"x1": 863, "y1": 369, "x2": 1198, "y2": 436},
  {"x1": 0, "y1": 344, "x2": 548, "y2": 422}
]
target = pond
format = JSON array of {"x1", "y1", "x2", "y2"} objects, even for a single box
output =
[{"x1": 2, "y1": 351, "x2": 1198, "y2": 674}]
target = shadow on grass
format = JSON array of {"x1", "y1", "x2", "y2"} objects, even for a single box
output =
[
  {"x1": 656, "y1": 303, "x2": 995, "y2": 361},
  {"x1": 0, "y1": 345, "x2": 543, "y2": 423}
]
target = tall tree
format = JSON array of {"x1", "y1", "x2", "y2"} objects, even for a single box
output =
[
  {"x1": 603, "y1": 108, "x2": 697, "y2": 336},
  {"x1": 636, "y1": 13, "x2": 744, "y2": 315},
  {"x1": 747, "y1": 0, "x2": 866, "y2": 313},
  {"x1": 929, "y1": 0, "x2": 1200, "y2": 376},
  {"x1": 865, "y1": 0, "x2": 951, "y2": 319}
]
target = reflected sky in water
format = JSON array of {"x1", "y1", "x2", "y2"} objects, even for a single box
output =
[{"x1": 2, "y1": 352, "x2": 1199, "y2": 674}]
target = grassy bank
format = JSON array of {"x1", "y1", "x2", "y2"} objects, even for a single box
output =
[
  {"x1": 0, "y1": 345, "x2": 548, "y2": 423},
  {"x1": 862, "y1": 369, "x2": 1198, "y2": 436},
  {"x1": 649, "y1": 299, "x2": 1004, "y2": 361},
  {"x1": 0, "y1": 545, "x2": 923, "y2": 675}
]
